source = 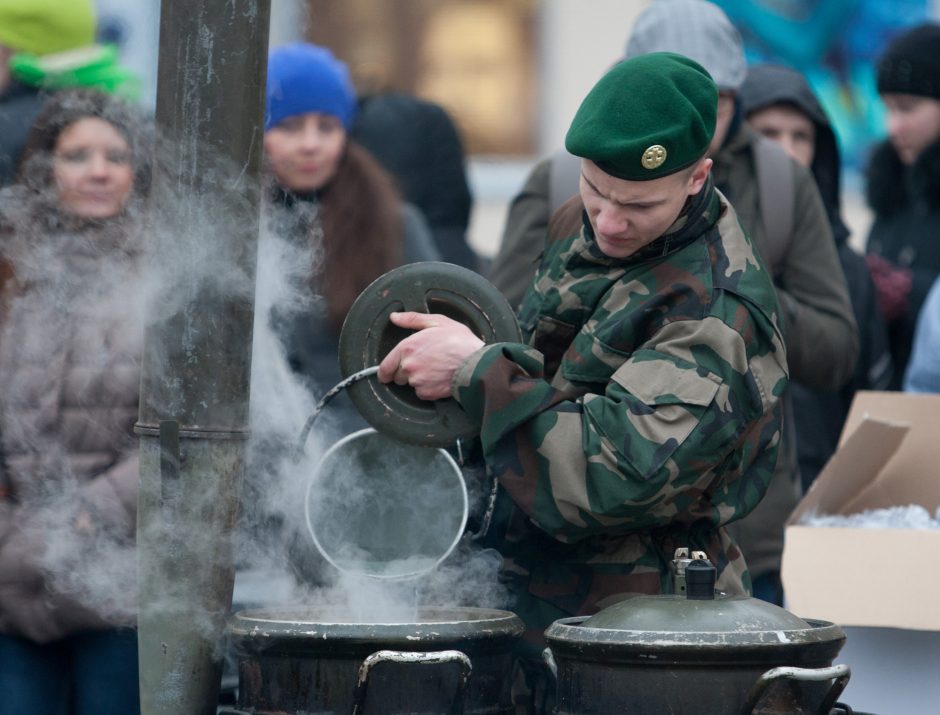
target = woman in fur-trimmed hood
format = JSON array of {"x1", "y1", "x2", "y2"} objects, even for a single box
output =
[
  {"x1": 865, "y1": 23, "x2": 940, "y2": 389},
  {"x1": 0, "y1": 88, "x2": 149, "y2": 714}
]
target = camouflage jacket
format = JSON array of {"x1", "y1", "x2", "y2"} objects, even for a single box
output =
[{"x1": 453, "y1": 180, "x2": 787, "y2": 651}]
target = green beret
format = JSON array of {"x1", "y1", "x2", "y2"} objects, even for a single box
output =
[{"x1": 565, "y1": 52, "x2": 718, "y2": 181}]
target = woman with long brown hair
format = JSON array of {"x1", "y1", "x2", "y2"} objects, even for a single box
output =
[
  {"x1": 263, "y1": 42, "x2": 439, "y2": 440},
  {"x1": 0, "y1": 88, "x2": 148, "y2": 714}
]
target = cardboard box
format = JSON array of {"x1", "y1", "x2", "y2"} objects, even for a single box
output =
[{"x1": 781, "y1": 391, "x2": 940, "y2": 631}]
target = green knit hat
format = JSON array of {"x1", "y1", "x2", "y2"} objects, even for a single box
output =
[
  {"x1": 10, "y1": 44, "x2": 140, "y2": 100},
  {"x1": 0, "y1": 0, "x2": 96, "y2": 56},
  {"x1": 565, "y1": 52, "x2": 718, "y2": 181}
]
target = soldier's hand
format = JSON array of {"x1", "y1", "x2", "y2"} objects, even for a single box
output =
[{"x1": 377, "y1": 311, "x2": 484, "y2": 400}]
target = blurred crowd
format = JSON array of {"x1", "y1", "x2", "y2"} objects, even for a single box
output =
[{"x1": 0, "y1": 0, "x2": 939, "y2": 713}]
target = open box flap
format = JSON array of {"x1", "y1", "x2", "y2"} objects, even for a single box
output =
[
  {"x1": 788, "y1": 418, "x2": 908, "y2": 525},
  {"x1": 839, "y1": 392, "x2": 940, "y2": 515}
]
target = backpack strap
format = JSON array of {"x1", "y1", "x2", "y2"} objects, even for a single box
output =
[
  {"x1": 753, "y1": 135, "x2": 795, "y2": 273},
  {"x1": 549, "y1": 148, "x2": 582, "y2": 217}
]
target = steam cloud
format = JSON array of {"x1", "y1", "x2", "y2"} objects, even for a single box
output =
[{"x1": 0, "y1": 95, "x2": 506, "y2": 662}]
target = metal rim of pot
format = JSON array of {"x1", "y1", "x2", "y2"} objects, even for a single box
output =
[
  {"x1": 545, "y1": 613, "x2": 847, "y2": 663},
  {"x1": 229, "y1": 606, "x2": 525, "y2": 647},
  {"x1": 304, "y1": 427, "x2": 469, "y2": 580}
]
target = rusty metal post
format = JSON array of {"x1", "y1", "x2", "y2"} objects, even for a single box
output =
[{"x1": 136, "y1": 1, "x2": 270, "y2": 713}]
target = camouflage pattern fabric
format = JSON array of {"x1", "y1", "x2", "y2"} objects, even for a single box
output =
[{"x1": 453, "y1": 180, "x2": 787, "y2": 659}]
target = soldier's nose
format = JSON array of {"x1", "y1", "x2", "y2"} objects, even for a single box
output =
[{"x1": 595, "y1": 206, "x2": 627, "y2": 236}]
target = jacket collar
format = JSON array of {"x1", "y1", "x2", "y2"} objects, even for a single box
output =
[{"x1": 577, "y1": 175, "x2": 720, "y2": 267}]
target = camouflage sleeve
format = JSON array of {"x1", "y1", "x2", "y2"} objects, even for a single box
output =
[{"x1": 453, "y1": 313, "x2": 785, "y2": 543}]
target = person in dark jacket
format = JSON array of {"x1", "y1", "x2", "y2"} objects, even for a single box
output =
[
  {"x1": 0, "y1": 0, "x2": 97, "y2": 186},
  {"x1": 352, "y1": 91, "x2": 478, "y2": 270},
  {"x1": 865, "y1": 23, "x2": 940, "y2": 389},
  {"x1": 741, "y1": 64, "x2": 893, "y2": 490}
]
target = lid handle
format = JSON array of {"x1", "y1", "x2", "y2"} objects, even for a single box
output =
[
  {"x1": 670, "y1": 547, "x2": 710, "y2": 596},
  {"x1": 685, "y1": 559, "x2": 717, "y2": 600}
]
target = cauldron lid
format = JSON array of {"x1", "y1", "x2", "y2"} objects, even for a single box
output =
[
  {"x1": 337, "y1": 262, "x2": 522, "y2": 447},
  {"x1": 584, "y1": 592, "x2": 810, "y2": 632},
  {"x1": 546, "y1": 594, "x2": 845, "y2": 650}
]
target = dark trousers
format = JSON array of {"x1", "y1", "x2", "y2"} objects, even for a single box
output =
[
  {"x1": 0, "y1": 628, "x2": 140, "y2": 715},
  {"x1": 751, "y1": 571, "x2": 785, "y2": 607}
]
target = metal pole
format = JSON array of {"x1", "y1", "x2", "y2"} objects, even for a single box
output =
[{"x1": 137, "y1": 1, "x2": 270, "y2": 713}]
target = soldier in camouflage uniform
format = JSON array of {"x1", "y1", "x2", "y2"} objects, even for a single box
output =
[{"x1": 378, "y1": 52, "x2": 788, "y2": 710}]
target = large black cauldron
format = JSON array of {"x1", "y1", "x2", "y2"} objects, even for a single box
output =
[
  {"x1": 229, "y1": 606, "x2": 523, "y2": 714},
  {"x1": 544, "y1": 558, "x2": 849, "y2": 714}
]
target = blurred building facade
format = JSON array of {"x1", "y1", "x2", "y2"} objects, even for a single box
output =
[{"x1": 304, "y1": 0, "x2": 646, "y2": 157}]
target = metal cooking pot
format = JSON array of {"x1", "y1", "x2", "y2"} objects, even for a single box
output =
[
  {"x1": 229, "y1": 606, "x2": 524, "y2": 714},
  {"x1": 544, "y1": 551, "x2": 849, "y2": 715}
]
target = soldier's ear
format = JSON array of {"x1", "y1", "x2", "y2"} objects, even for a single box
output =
[{"x1": 686, "y1": 157, "x2": 712, "y2": 196}]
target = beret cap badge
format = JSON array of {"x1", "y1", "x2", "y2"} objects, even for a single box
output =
[{"x1": 642, "y1": 145, "x2": 667, "y2": 170}]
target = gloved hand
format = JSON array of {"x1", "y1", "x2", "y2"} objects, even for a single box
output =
[{"x1": 866, "y1": 253, "x2": 913, "y2": 323}]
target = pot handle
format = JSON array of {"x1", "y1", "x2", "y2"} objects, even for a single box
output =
[
  {"x1": 542, "y1": 647, "x2": 558, "y2": 682},
  {"x1": 351, "y1": 649, "x2": 473, "y2": 715},
  {"x1": 743, "y1": 663, "x2": 851, "y2": 714}
]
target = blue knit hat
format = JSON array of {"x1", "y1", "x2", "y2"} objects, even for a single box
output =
[{"x1": 265, "y1": 43, "x2": 356, "y2": 130}]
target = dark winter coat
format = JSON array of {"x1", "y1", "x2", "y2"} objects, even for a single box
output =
[
  {"x1": 489, "y1": 158, "x2": 553, "y2": 309},
  {"x1": 741, "y1": 64, "x2": 892, "y2": 489},
  {"x1": 866, "y1": 137, "x2": 940, "y2": 389},
  {"x1": 352, "y1": 92, "x2": 477, "y2": 270},
  {"x1": 710, "y1": 121, "x2": 857, "y2": 581},
  {"x1": 0, "y1": 82, "x2": 46, "y2": 187}
]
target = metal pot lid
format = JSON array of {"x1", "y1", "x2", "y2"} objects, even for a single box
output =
[
  {"x1": 546, "y1": 595, "x2": 845, "y2": 651},
  {"x1": 575, "y1": 552, "x2": 838, "y2": 639},
  {"x1": 546, "y1": 556, "x2": 846, "y2": 663},
  {"x1": 547, "y1": 557, "x2": 845, "y2": 653},
  {"x1": 589, "y1": 591, "x2": 809, "y2": 632},
  {"x1": 338, "y1": 262, "x2": 522, "y2": 448}
]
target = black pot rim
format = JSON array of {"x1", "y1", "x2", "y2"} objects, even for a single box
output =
[
  {"x1": 229, "y1": 606, "x2": 524, "y2": 653},
  {"x1": 545, "y1": 616, "x2": 845, "y2": 664}
]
